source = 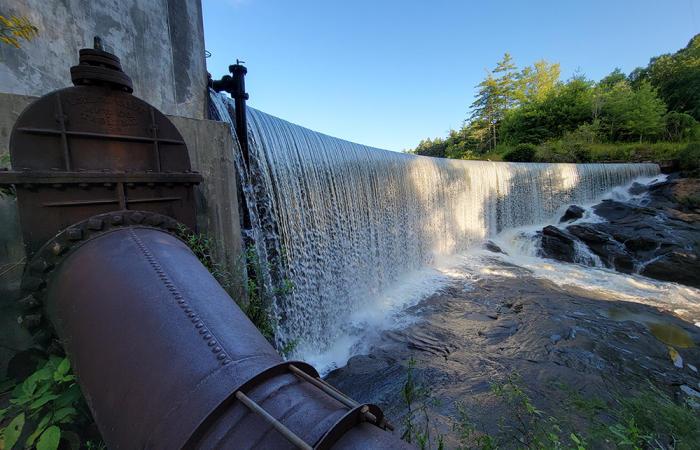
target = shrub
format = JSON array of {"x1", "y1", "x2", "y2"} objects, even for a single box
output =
[
  {"x1": 678, "y1": 142, "x2": 700, "y2": 176},
  {"x1": 503, "y1": 144, "x2": 537, "y2": 162},
  {"x1": 679, "y1": 195, "x2": 700, "y2": 213}
]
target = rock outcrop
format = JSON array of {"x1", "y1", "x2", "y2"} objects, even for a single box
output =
[{"x1": 531, "y1": 176, "x2": 700, "y2": 289}]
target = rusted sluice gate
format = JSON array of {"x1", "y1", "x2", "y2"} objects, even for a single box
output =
[{"x1": 0, "y1": 40, "x2": 413, "y2": 450}]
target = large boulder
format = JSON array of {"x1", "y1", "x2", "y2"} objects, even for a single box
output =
[
  {"x1": 567, "y1": 225, "x2": 635, "y2": 273},
  {"x1": 559, "y1": 205, "x2": 585, "y2": 224},
  {"x1": 642, "y1": 250, "x2": 700, "y2": 289},
  {"x1": 537, "y1": 226, "x2": 576, "y2": 263}
]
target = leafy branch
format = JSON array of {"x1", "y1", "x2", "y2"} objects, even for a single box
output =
[{"x1": 0, "y1": 14, "x2": 39, "y2": 60}]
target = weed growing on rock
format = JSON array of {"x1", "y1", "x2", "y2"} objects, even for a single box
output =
[
  {"x1": 401, "y1": 357, "x2": 445, "y2": 450},
  {"x1": 451, "y1": 371, "x2": 587, "y2": 450},
  {"x1": 176, "y1": 223, "x2": 240, "y2": 290},
  {"x1": 399, "y1": 365, "x2": 700, "y2": 449},
  {"x1": 559, "y1": 382, "x2": 700, "y2": 450},
  {"x1": 678, "y1": 142, "x2": 700, "y2": 177}
]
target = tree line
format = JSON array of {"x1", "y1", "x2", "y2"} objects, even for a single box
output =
[{"x1": 407, "y1": 33, "x2": 700, "y2": 163}]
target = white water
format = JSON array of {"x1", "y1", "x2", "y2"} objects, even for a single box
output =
[
  {"x1": 305, "y1": 176, "x2": 700, "y2": 376},
  {"x1": 208, "y1": 93, "x2": 687, "y2": 375}
]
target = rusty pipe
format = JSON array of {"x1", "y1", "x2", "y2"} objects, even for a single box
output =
[{"x1": 45, "y1": 226, "x2": 412, "y2": 449}]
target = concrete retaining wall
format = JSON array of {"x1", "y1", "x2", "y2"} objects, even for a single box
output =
[
  {"x1": 170, "y1": 115, "x2": 245, "y2": 301},
  {"x1": 0, "y1": 0, "x2": 207, "y2": 119}
]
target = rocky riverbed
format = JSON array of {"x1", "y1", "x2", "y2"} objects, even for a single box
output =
[
  {"x1": 537, "y1": 175, "x2": 700, "y2": 288},
  {"x1": 324, "y1": 175, "x2": 700, "y2": 448},
  {"x1": 326, "y1": 270, "x2": 700, "y2": 448}
]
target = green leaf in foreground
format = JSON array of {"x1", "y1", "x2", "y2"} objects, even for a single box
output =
[
  {"x1": 36, "y1": 425, "x2": 61, "y2": 450},
  {"x1": 2, "y1": 413, "x2": 25, "y2": 450}
]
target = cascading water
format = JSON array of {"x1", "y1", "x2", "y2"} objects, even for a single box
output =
[{"x1": 209, "y1": 92, "x2": 659, "y2": 363}]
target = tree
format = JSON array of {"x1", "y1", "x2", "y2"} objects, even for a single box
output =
[
  {"x1": 598, "y1": 79, "x2": 666, "y2": 143},
  {"x1": 501, "y1": 75, "x2": 593, "y2": 145},
  {"x1": 493, "y1": 53, "x2": 519, "y2": 114},
  {"x1": 469, "y1": 70, "x2": 501, "y2": 150},
  {"x1": 662, "y1": 111, "x2": 700, "y2": 142},
  {"x1": 629, "y1": 33, "x2": 700, "y2": 121},
  {"x1": 621, "y1": 81, "x2": 666, "y2": 143},
  {"x1": 518, "y1": 59, "x2": 561, "y2": 104}
]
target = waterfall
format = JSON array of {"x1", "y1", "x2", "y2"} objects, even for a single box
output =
[{"x1": 209, "y1": 92, "x2": 659, "y2": 358}]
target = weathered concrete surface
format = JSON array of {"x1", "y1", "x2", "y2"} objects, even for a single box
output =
[
  {"x1": 169, "y1": 115, "x2": 244, "y2": 300},
  {"x1": 0, "y1": 93, "x2": 37, "y2": 162},
  {"x1": 0, "y1": 0, "x2": 207, "y2": 119}
]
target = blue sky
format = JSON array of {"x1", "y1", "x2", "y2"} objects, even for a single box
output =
[{"x1": 202, "y1": 0, "x2": 699, "y2": 152}]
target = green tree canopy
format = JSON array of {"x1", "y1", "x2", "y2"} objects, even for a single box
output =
[{"x1": 629, "y1": 33, "x2": 700, "y2": 121}]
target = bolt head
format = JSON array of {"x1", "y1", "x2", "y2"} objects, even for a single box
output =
[{"x1": 87, "y1": 218, "x2": 104, "y2": 230}]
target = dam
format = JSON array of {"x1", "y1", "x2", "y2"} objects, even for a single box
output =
[{"x1": 210, "y1": 93, "x2": 658, "y2": 359}]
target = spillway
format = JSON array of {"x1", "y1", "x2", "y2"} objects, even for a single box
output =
[{"x1": 210, "y1": 93, "x2": 658, "y2": 358}]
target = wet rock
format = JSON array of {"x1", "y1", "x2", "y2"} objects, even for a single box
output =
[
  {"x1": 537, "y1": 226, "x2": 576, "y2": 263},
  {"x1": 324, "y1": 275, "x2": 700, "y2": 446},
  {"x1": 628, "y1": 181, "x2": 650, "y2": 196},
  {"x1": 566, "y1": 225, "x2": 635, "y2": 272},
  {"x1": 642, "y1": 250, "x2": 700, "y2": 288},
  {"x1": 482, "y1": 241, "x2": 505, "y2": 254},
  {"x1": 624, "y1": 236, "x2": 659, "y2": 253},
  {"x1": 559, "y1": 205, "x2": 585, "y2": 223},
  {"x1": 535, "y1": 177, "x2": 700, "y2": 288}
]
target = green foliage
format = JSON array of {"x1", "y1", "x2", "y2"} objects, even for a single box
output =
[
  {"x1": 557, "y1": 382, "x2": 700, "y2": 450},
  {"x1": 500, "y1": 76, "x2": 594, "y2": 146},
  {"x1": 629, "y1": 33, "x2": 700, "y2": 122},
  {"x1": 239, "y1": 245, "x2": 297, "y2": 356},
  {"x1": 0, "y1": 357, "x2": 101, "y2": 450},
  {"x1": 614, "y1": 386, "x2": 700, "y2": 450},
  {"x1": 663, "y1": 112, "x2": 700, "y2": 142},
  {"x1": 608, "y1": 418, "x2": 651, "y2": 450},
  {"x1": 518, "y1": 59, "x2": 561, "y2": 105},
  {"x1": 401, "y1": 358, "x2": 445, "y2": 450},
  {"x1": 503, "y1": 144, "x2": 537, "y2": 163},
  {"x1": 560, "y1": 124, "x2": 597, "y2": 163},
  {"x1": 678, "y1": 142, "x2": 700, "y2": 175},
  {"x1": 0, "y1": 14, "x2": 39, "y2": 61},
  {"x1": 535, "y1": 143, "x2": 575, "y2": 163},
  {"x1": 414, "y1": 38, "x2": 700, "y2": 161},
  {"x1": 452, "y1": 370, "x2": 587, "y2": 450},
  {"x1": 679, "y1": 195, "x2": 700, "y2": 213},
  {"x1": 176, "y1": 223, "x2": 239, "y2": 289},
  {"x1": 400, "y1": 368, "x2": 700, "y2": 450},
  {"x1": 413, "y1": 137, "x2": 448, "y2": 158}
]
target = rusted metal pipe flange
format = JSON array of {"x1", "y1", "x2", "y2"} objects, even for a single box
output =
[
  {"x1": 71, "y1": 47, "x2": 134, "y2": 93},
  {"x1": 18, "y1": 210, "x2": 194, "y2": 345}
]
